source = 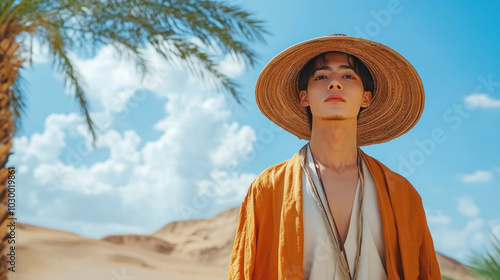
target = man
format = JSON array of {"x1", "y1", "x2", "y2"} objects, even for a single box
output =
[{"x1": 229, "y1": 34, "x2": 440, "y2": 279}]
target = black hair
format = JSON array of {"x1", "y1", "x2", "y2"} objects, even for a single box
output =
[{"x1": 297, "y1": 52, "x2": 375, "y2": 129}]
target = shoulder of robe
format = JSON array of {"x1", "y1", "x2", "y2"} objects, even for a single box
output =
[
  {"x1": 363, "y1": 153, "x2": 423, "y2": 201},
  {"x1": 249, "y1": 153, "x2": 300, "y2": 193}
]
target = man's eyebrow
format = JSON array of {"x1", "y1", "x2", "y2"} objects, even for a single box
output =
[
  {"x1": 312, "y1": 65, "x2": 331, "y2": 74},
  {"x1": 312, "y1": 64, "x2": 354, "y2": 74},
  {"x1": 338, "y1": 64, "x2": 354, "y2": 70}
]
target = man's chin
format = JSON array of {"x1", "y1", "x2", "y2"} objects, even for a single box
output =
[{"x1": 324, "y1": 115, "x2": 346, "y2": 121}]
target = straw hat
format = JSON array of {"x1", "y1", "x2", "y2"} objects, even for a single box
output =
[{"x1": 255, "y1": 34, "x2": 424, "y2": 146}]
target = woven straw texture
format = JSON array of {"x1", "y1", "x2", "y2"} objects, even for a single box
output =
[{"x1": 255, "y1": 35, "x2": 424, "y2": 146}]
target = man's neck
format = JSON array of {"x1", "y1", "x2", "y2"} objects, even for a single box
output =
[{"x1": 309, "y1": 119, "x2": 359, "y2": 173}]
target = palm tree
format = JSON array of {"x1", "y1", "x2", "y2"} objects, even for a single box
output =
[
  {"x1": 0, "y1": 0, "x2": 266, "y2": 278},
  {"x1": 469, "y1": 233, "x2": 500, "y2": 280}
]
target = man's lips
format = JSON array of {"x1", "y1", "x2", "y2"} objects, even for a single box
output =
[{"x1": 324, "y1": 94, "x2": 346, "y2": 102}]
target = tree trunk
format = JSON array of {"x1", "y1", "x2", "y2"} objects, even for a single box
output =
[{"x1": 0, "y1": 20, "x2": 22, "y2": 280}]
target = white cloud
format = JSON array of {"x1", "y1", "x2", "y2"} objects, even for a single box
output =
[
  {"x1": 68, "y1": 45, "x2": 144, "y2": 116},
  {"x1": 68, "y1": 44, "x2": 247, "y2": 123},
  {"x1": 465, "y1": 93, "x2": 500, "y2": 108},
  {"x1": 198, "y1": 170, "x2": 257, "y2": 204},
  {"x1": 210, "y1": 122, "x2": 256, "y2": 166},
  {"x1": 459, "y1": 170, "x2": 494, "y2": 184},
  {"x1": 218, "y1": 55, "x2": 246, "y2": 78},
  {"x1": 492, "y1": 225, "x2": 500, "y2": 239},
  {"x1": 20, "y1": 39, "x2": 50, "y2": 65},
  {"x1": 456, "y1": 196, "x2": 480, "y2": 218},
  {"x1": 426, "y1": 208, "x2": 500, "y2": 262},
  {"x1": 11, "y1": 44, "x2": 256, "y2": 237},
  {"x1": 426, "y1": 211, "x2": 452, "y2": 226},
  {"x1": 12, "y1": 113, "x2": 81, "y2": 167},
  {"x1": 430, "y1": 217, "x2": 486, "y2": 261}
]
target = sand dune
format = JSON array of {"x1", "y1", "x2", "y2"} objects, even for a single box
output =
[
  {"x1": 10, "y1": 207, "x2": 477, "y2": 279},
  {"x1": 11, "y1": 223, "x2": 227, "y2": 280}
]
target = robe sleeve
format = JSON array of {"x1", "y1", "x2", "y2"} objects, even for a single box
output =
[{"x1": 228, "y1": 183, "x2": 259, "y2": 280}]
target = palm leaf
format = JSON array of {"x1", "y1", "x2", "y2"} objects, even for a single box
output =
[
  {"x1": 0, "y1": 0, "x2": 16, "y2": 24},
  {"x1": 469, "y1": 233, "x2": 500, "y2": 279},
  {"x1": 50, "y1": 0, "x2": 267, "y2": 102},
  {"x1": 5, "y1": 0, "x2": 267, "y2": 142},
  {"x1": 1, "y1": 0, "x2": 28, "y2": 26},
  {"x1": 9, "y1": 73, "x2": 27, "y2": 132},
  {"x1": 34, "y1": 15, "x2": 97, "y2": 142}
]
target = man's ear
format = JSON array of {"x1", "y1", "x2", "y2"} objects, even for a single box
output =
[
  {"x1": 361, "y1": 91, "x2": 372, "y2": 108},
  {"x1": 299, "y1": 90, "x2": 309, "y2": 107}
]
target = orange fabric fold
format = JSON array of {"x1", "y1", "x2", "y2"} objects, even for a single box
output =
[{"x1": 228, "y1": 151, "x2": 440, "y2": 279}]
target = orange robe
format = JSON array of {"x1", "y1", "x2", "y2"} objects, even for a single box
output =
[{"x1": 228, "y1": 150, "x2": 441, "y2": 279}]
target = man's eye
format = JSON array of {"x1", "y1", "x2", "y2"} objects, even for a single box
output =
[
  {"x1": 314, "y1": 75, "x2": 327, "y2": 80},
  {"x1": 343, "y1": 75, "x2": 355, "y2": 79}
]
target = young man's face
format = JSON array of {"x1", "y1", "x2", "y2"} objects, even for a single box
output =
[{"x1": 299, "y1": 52, "x2": 372, "y2": 123}]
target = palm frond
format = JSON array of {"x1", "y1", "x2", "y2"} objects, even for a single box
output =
[
  {"x1": 9, "y1": 73, "x2": 27, "y2": 133},
  {"x1": 152, "y1": 38, "x2": 244, "y2": 104},
  {"x1": 469, "y1": 233, "x2": 500, "y2": 280},
  {"x1": 34, "y1": 15, "x2": 97, "y2": 143},
  {"x1": 1, "y1": 0, "x2": 29, "y2": 26},
  {"x1": 6, "y1": 0, "x2": 266, "y2": 143},
  {"x1": 0, "y1": 0, "x2": 16, "y2": 25},
  {"x1": 48, "y1": 0, "x2": 267, "y2": 102},
  {"x1": 10, "y1": 0, "x2": 46, "y2": 27}
]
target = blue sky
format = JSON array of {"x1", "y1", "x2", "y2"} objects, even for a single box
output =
[{"x1": 9, "y1": 0, "x2": 500, "y2": 262}]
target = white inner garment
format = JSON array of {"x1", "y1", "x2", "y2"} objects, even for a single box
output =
[{"x1": 302, "y1": 146, "x2": 387, "y2": 280}]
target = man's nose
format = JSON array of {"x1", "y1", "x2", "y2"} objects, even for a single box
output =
[{"x1": 328, "y1": 77, "x2": 343, "y2": 90}]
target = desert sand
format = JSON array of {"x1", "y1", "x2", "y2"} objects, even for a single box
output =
[{"x1": 9, "y1": 207, "x2": 477, "y2": 280}]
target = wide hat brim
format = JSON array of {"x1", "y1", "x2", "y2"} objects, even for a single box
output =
[{"x1": 255, "y1": 34, "x2": 424, "y2": 146}]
